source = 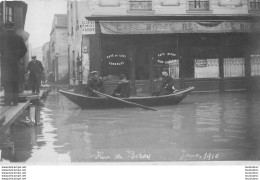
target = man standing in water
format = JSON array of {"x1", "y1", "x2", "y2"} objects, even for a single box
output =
[
  {"x1": 27, "y1": 56, "x2": 44, "y2": 94},
  {"x1": 1, "y1": 22, "x2": 27, "y2": 106}
]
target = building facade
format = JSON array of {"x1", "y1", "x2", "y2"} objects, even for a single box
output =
[
  {"x1": 0, "y1": 1, "x2": 29, "y2": 92},
  {"x1": 67, "y1": 0, "x2": 91, "y2": 86},
  {"x1": 50, "y1": 14, "x2": 69, "y2": 83},
  {"x1": 71, "y1": 0, "x2": 260, "y2": 95},
  {"x1": 42, "y1": 42, "x2": 50, "y2": 83}
]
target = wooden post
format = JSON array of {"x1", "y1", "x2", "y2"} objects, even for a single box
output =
[
  {"x1": 127, "y1": 45, "x2": 136, "y2": 96},
  {"x1": 149, "y1": 49, "x2": 154, "y2": 95},
  {"x1": 219, "y1": 35, "x2": 225, "y2": 92},
  {"x1": 30, "y1": 106, "x2": 36, "y2": 124}
]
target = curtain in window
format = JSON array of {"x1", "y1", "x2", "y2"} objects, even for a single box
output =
[
  {"x1": 195, "y1": 59, "x2": 219, "y2": 78},
  {"x1": 224, "y1": 58, "x2": 245, "y2": 77},
  {"x1": 169, "y1": 60, "x2": 179, "y2": 79},
  {"x1": 251, "y1": 55, "x2": 260, "y2": 76}
]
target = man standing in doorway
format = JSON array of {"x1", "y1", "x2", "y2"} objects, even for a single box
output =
[
  {"x1": 27, "y1": 56, "x2": 44, "y2": 94},
  {"x1": 1, "y1": 22, "x2": 27, "y2": 106}
]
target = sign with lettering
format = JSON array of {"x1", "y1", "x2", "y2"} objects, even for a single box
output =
[
  {"x1": 82, "y1": 21, "x2": 95, "y2": 35},
  {"x1": 100, "y1": 21, "x2": 260, "y2": 34},
  {"x1": 195, "y1": 59, "x2": 207, "y2": 67}
]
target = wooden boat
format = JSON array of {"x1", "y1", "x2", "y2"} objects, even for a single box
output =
[{"x1": 59, "y1": 86, "x2": 194, "y2": 109}]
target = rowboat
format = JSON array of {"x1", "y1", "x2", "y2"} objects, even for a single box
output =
[{"x1": 59, "y1": 86, "x2": 194, "y2": 109}]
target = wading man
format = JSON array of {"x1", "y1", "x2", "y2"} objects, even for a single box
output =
[
  {"x1": 1, "y1": 22, "x2": 27, "y2": 106},
  {"x1": 27, "y1": 56, "x2": 44, "y2": 94}
]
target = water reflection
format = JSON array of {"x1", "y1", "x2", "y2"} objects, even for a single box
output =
[{"x1": 7, "y1": 90, "x2": 260, "y2": 162}]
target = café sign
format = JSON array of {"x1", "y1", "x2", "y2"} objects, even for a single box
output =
[{"x1": 100, "y1": 21, "x2": 260, "y2": 34}]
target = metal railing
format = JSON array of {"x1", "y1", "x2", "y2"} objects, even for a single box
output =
[
  {"x1": 249, "y1": 1, "x2": 260, "y2": 11},
  {"x1": 129, "y1": 1, "x2": 152, "y2": 11},
  {"x1": 188, "y1": 1, "x2": 210, "y2": 10}
]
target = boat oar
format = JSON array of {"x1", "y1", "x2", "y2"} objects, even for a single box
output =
[{"x1": 86, "y1": 87, "x2": 158, "y2": 111}]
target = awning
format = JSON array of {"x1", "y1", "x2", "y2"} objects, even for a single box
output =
[{"x1": 100, "y1": 21, "x2": 260, "y2": 34}]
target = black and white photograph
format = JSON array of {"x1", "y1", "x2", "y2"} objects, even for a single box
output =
[{"x1": 0, "y1": 0, "x2": 260, "y2": 179}]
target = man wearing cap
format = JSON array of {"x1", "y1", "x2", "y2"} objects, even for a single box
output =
[
  {"x1": 84, "y1": 71, "x2": 104, "y2": 96},
  {"x1": 27, "y1": 56, "x2": 44, "y2": 94},
  {"x1": 1, "y1": 22, "x2": 27, "y2": 105},
  {"x1": 112, "y1": 74, "x2": 131, "y2": 98},
  {"x1": 160, "y1": 68, "x2": 175, "y2": 95}
]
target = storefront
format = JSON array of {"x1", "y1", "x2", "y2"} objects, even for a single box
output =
[{"x1": 84, "y1": 17, "x2": 260, "y2": 95}]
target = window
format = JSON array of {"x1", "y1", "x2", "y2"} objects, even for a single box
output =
[
  {"x1": 5, "y1": 5, "x2": 13, "y2": 22},
  {"x1": 154, "y1": 50, "x2": 179, "y2": 80},
  {"x1": 188, "y1": 0, "x2": 210, "y2": 10},
  {"x1": 249, "y1": 0, "x2": 260, "y2": 11},
  {"x1": 224, "y1": 58, "x2": 245, "y2": 77},
  {"x1": 195, "y1": 59, "x2": 219, "y2": 78},
  {"x1": 102, "y1": 49, "x2": 129, "y2": 81},
  {"x1": 129, "y1": 0, "x2": 153, "y2": 11},
  {"x1": 251, "y1": 55, "x2": 260, "y2": 76}
]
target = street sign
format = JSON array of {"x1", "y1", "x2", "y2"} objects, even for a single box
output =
[{"x1": 81, "y1": 21, "x2": 95, "y2": 35}]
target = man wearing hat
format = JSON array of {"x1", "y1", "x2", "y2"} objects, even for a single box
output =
[
  {"x1": 160, "y1": 68, "x2": 175, "y2": 95},
  {"x1": 1, "y1": 22, "x2": 27, "y2": 105},
  {"x1": 27, "y1": 56, "x2": 44, "y2": 94},
  {"x1": 84, "y1": 71, "x2": 104, "y2": 96}
]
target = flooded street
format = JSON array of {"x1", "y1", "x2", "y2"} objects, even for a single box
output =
[{"x1": 7, "y1": 90, "x2": 260, "y2": 162}]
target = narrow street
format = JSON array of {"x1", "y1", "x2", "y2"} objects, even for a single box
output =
[{"x1": 3, "y1": 90, "x2": 259, "y2": 162}]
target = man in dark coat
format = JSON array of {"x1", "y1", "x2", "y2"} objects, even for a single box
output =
[
  {"x1": 27, "y1": 56, "x2": 44, "y2": 94},
  {"x1": 1, "y1": 22, "x2": 27, "y2": 106},
  {"x1": 160, "y1": 68, "x2": 176, "y2": 95},
  {"x1": 84, "y1": 71, "x2": 104, "y2": 97},
  {"x1": 112, "y1": 74, "x2": 131, "y2": 98}
]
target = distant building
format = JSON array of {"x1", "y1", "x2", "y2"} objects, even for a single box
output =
[
  {"x1": 50, "y1": 14, "x2": 68, "y2": 83},
  {"x1": 67, "y1": 1, "x2": 91, "y2": 86}
]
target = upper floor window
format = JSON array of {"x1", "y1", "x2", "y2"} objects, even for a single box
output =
[
  {"x1": 3, "y1": 5, "x2": 14, "y2": 22},
  {"x1": 129, "y1": 0, "x2": 153, "y2": 11},
  {"x1": 188, "y1": 0, "x2": 210, "y2": 11},
  {"x1": 249, "y1": 0, "x2": 260, "y2": 11}
]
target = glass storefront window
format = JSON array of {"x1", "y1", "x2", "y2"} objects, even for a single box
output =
[
  {"x1": 251, "y1": 55, "x2": 260, "y2": 76},
  {"x1": 154, "y1": 51, "x2": 179, "y2": 80},
  {"x1": 102, "y1": 50, "x2": 129, "y2": 81},
  {"x1": 194, "y1": 59, "x2": 219, "y2": 78},
  {"x1": 224, "y1": 58, "x2": 245, "y2": 77}
]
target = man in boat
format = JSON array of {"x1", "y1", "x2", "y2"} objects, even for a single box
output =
[
  {"x1": 160, "y1": 68, "x2": 176, "y2": 95},
  {"x1": 112, "y1": 74, "x2": 131, "y2": 98},
  {"x1": 85, "y1": 71, "x2": 104, "y2": 97}
]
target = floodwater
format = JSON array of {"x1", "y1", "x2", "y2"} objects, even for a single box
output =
[{"x1": 4, "y1": 90, "x2": 260, "y2": 162}]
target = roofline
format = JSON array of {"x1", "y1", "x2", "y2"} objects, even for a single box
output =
[{"x1": 85, "y1": 15, "x2": 260, "y2": 21}]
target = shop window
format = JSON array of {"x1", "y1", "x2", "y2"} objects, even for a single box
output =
[
  {"x1": 102, "y1": 50, "x2": 129, "y2": 81},
  {"x1": 224, "y1": 58, "x2": 245, "y2": 77},
  {"x1": 154, "y1": 51, "x2": 179, "y2": 80},
  {"x1": 195, "y1": 59, "x2": 219, "y2": 78},
  {"x1": 188, "y1": 0, "x2": 210, "y2": 10},
  {"x1": 251, "y1": 55, "x2": 260, "y2": 76},
  {"x1": 249, "y1": 0, "x2": 260, "y2": 10}
]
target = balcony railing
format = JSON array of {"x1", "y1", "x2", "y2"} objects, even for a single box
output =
[
  {"x1": 250, "y1": 1, "x2": 260, "y2": 11},
  {"x1": 188, "y1": 1, "x2": 210, "y2": 11},
  {"x1": 129, "y1": 1, "x2": 152, "y2": 11}
]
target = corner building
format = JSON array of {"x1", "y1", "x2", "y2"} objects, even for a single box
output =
[{"x1": 79, "y1": 0, "x2": 260, "y2": 95}]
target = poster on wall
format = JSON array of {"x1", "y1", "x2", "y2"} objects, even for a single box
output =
[
  {"x1": 82, "y1": 53, "x2": 90, "y2": 84},
  {"x1": 195, "y1": 59, "x2": 219, "y2": 78}
]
